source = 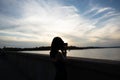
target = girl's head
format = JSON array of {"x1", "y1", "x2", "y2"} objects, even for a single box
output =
[{"x1": 51, "y1": 37, "x2": 65, "y2": 51}]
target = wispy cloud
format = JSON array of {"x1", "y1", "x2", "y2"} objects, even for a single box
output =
[{"x1": 0, "y1": 0, "x2": 120, "y2": 47}]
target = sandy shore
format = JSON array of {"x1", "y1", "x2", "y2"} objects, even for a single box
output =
[{"x1": 0, "y1": 51, "x2": 120, "y2": 80}]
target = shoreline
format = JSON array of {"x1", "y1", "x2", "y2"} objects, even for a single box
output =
[
  {"x1": 1, "y1": 46, "x2": 120, "y2": 51},
  {"x1": 0, "y1": 51, "x2": 120, "y2": 80}
]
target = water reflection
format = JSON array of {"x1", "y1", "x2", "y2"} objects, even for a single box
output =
[{"x1": 20, "y1": 48, "x2": 120, "y2": 61}]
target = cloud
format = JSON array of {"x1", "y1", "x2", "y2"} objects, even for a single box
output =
[
  {"x1": 87, "y1": 15, "x2": 120, "y2": 43},
  {"x1": 96, "y1": 7, "x2": 112, "y2": 14},
  {"x1": 0, "y1": 0, "x2": 120, "y2": 47},
  {"x1": 0, "y1": 0, "x2": 81, "y2": 42}
]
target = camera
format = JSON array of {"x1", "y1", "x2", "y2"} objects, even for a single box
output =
[{"x1": 64, "y1": 43, "x2": 68, "y2": 47}]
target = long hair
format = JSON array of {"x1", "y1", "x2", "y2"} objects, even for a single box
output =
[
  {"x1": 50, "y1": 37, "x2": 65, "y2": 58},
  {"x1": 51, "y1": 37, "x2": 64, "y2": 51}
]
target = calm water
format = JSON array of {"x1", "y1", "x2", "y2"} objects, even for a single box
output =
[{"x1": 20, "y1": 48, "x2": 120, "y2": 61}]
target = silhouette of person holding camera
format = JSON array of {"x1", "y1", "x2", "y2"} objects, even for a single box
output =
[{"x1": 50, "y1": 37, "x2": 68, "y2": 80}]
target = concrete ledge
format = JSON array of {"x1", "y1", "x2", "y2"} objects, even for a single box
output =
[{"x1": 0, "y1": 51, "x2": 120, "y2": 80}]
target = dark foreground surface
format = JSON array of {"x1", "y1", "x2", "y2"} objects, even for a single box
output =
[{"x1": 0, "y1": 51, "x2": 120, "y2": 80}]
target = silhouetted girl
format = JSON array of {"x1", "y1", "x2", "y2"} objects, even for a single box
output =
[{"x1": 50, "y1": 37, "x2": 68, "y2": 80}]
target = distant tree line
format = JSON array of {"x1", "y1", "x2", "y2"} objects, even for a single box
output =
[
  {"x1": 0, "y1": 46, "x2": 120, "y2": 51},
  {"x1": 0, "y1": 46, "x2": 51, "y2": 51}
]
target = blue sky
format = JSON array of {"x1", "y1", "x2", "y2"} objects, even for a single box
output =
[{"x1": 0, "y1": 0, "x2": 120, "y2": 48}]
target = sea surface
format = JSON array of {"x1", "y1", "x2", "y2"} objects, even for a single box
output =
[{"x1": 20, "y1": 48, "x2": 120, "y2": 61}]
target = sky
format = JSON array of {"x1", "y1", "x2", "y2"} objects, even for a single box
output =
[{"x1": 0, "y1": 0, "x2": 120, "y2": 48}]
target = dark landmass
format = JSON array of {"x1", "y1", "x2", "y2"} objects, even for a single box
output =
[
  {"x1": 0, "y1": 46, "x2": 120, "y2": 51},
  {"x1": 0, "y1": 51, "x2": 120, "y2": 80}
]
